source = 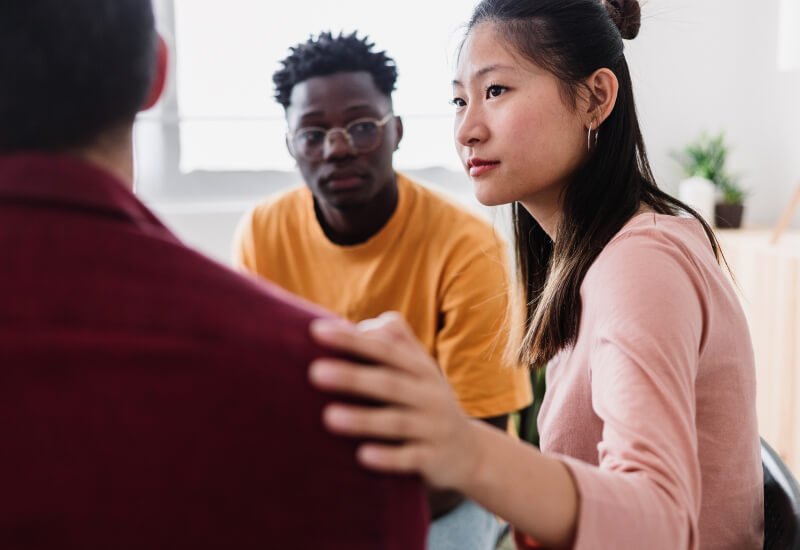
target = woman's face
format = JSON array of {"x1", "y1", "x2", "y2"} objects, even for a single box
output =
[{"x1": 453, "y1": 22, "x2": 589, "y2": 213}]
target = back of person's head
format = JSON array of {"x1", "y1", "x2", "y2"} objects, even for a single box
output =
[
  {"x1": 465, "y1": 0, "x2": 719, "y2": 365},
  {"x1": 273, "y1": 31, "x2": 398, "y2": 109},
  {"x1": 0, "y1": 0, "x2": 156, "y2": 153}
]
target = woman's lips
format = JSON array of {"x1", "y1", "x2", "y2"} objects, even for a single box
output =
[{"x1": 468, "y1": 160, "x2": 500, "y2": 178}]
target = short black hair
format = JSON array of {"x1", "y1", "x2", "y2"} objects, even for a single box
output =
[
  {"x1": 273, "y1": 31, "x2": 398, "y2": 108},
  {"x1": 0, "y1": 0, "x2": 156, "y2": 152}
]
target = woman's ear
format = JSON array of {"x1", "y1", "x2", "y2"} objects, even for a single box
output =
[
  {"x1": 584, "y1": 68, "x2": 619, "y2": 128},
  {"x1": 141, "y1": 34, "x2": 168, "y2": 111}
]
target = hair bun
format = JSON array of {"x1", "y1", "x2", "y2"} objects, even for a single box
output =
[{"x1": 604, "y1": 0, "x2": 641, "y2": 40}]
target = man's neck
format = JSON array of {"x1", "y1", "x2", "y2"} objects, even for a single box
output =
[
  {"x1": 315, "y1": 175, "x2": 399, "y2": 246},
  {"x1": 74, "y1": 127, "x2": 135, "y2": 191}
]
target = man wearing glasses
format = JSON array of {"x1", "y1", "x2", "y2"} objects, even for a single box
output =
[{"x1": 234, "y1": 31, "x2": 532, "y2": 550}]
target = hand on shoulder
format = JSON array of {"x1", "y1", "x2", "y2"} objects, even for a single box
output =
[{"x1": 308, "y1": 312, "x2": 484, "y2": 490}]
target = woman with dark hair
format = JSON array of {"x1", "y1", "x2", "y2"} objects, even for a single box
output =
[{"x1": 306, "y1": 0, "x2": 763, "y2": 548}]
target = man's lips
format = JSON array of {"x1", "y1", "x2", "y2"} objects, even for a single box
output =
[
  {"x1": 467, "y1": 158, "x2": 500, "y2": 178},
  {"x1": 322, "y1": 173, "x2": 367, "y2": 191}
]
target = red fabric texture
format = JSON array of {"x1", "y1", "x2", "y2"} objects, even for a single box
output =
[{"x1": 0, "y1": 153, "x2": 428, "y2": 549}]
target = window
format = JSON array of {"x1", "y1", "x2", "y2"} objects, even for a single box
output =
[{"x1": 135, "y1": 0, "x2": 476, "y2": 201}]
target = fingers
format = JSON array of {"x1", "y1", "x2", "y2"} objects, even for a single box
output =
[
  {"x1": 358, "y1": 312, "x2": 418, "y2": 344},
  {"x1": 322, "y1": 403, "x2": 430, "y2": 441},
  {"x1": 356, "y1": 442, "x2": 426, "y2": 475},
  {"x1": 310, "y1": 318, "x2": 432, "y2": 376},
  {"x1": 309, "y1": 359, "x2": 423, "y2": 407}
]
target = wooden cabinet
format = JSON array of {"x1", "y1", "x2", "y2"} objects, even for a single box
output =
[{"x1": 717, "y1": 229, "x2": 800, "y2": 475}]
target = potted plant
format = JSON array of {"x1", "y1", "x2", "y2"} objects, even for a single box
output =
[
  {"x1": 715, "y1": 179, "x2": 747, "y2": 229},
  {"x1": 673, "y1": 132, "x2": 747, "y2": 228}
]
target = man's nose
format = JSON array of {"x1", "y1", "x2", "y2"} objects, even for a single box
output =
[{"x1": 323, "y1": 130, "x2": 355, "y2": 159}]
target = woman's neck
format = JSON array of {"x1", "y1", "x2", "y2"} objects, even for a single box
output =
[
  {"x1": 520, "y1": 186, "x2": 564, "y2": 241},
  {"x1": 523, "y1": 196, "x2": 654, "y2": 243}
]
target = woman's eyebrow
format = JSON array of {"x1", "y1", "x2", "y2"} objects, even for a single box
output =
[{"x1": 453, "y1": 64, "x2": 515, "y2": 87}]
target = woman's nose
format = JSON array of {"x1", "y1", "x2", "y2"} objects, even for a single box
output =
[{"x1": 455, "y1": 106, "x2": 489, "y2": 148}]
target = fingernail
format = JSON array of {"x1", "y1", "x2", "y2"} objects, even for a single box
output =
[
  {"x1": 357, "y1": 445, "x2": 380, "y2": 466},
  {"x1": 311, "y1": 318, "x2": 349, "y2": 339},
  {"x1": 308, "y1": 361, "x2": 333, "y2": 383},
  {"x1": 310, "y1": 319, "x2": 332, "y2": 334},
  {"x1": 324, "y1": 406, "x2": 348, "y2": 426}
]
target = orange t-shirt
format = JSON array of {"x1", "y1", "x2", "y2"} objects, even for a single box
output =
[{"x1": 233, "y1": 173, "x2": 531, "y2": 418}]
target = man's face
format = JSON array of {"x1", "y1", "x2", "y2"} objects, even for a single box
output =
[{"x1": 285, "y1": 71, "x2": 402, "y2": 211}]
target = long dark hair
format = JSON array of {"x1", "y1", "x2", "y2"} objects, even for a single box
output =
[{"x1": 467, "y1": 0, "x2": 722, "y2": 366}]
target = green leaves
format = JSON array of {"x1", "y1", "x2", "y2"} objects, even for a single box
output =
[
  {"x1": 719, "y1": 181, "x2": 747, "y2": 205},
  {"x1": 673, "y1": 132, "x2": 747, "y2": 205}
]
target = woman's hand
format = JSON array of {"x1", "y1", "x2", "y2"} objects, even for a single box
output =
[{"x1": 308, "y1": 312, "x2": 482, "y2": 491}]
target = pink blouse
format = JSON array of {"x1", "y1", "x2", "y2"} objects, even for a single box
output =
[{"x1": 538, "y1": 213, "x2": 763, "y2": 549}]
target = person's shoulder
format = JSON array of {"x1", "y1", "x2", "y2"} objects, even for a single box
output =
[
  {"x1": 247, "y1": 185, "x2": 308, "y2": 228},
  {"x1": 611, "y1": 212, "x2": 708, "y2": 243},
  {"x1": 400, "y1": 173, "x2": 504, "y2": 247},
  {"x1": 585, "y1": 213, "x2": 715, "y2": 300},
  {"x1": 402, "y1": 174, "x2": 488, "y2": 224},
  {"x1": 155, "y1": 239, "x2": 329, "y2": 351},
  {"x1": 599, "y1": 213, "x2": 713, "y2": 268}
]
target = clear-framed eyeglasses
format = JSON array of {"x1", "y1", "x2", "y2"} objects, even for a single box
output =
[{"x1": 288, "y1": 113, "x2": 394, "y2": 161}]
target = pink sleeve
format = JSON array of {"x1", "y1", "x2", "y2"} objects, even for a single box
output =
[{"x1": 565, "y1": 231, "x2": 705, "y2": 550}]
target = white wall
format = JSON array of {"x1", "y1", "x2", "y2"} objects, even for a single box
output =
[
  {"x1": 146, "y1": 0, "x2": 800, "y2": 263},
  {"x1": 625, "y1": 0, "x2": 800, "y2": 226}
]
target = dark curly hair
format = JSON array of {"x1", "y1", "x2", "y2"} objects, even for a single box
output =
[{"x1": 273, "y1": 31, "x2": 398, "y2": 108}]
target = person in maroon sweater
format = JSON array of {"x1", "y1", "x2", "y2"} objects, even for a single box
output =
[{"x1": 0, "y1": 2, "x2": 427, "y2": 549}]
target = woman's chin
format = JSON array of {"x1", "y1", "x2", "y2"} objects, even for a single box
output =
[{"x1": 472, "y1": 182, "x2": 511, "y2": 207}]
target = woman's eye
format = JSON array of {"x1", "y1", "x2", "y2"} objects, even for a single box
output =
[
  {"x1": 486, "y1": 85, "x2": 508, "y2": 98},
  {"x1": 449, "y1": 97, "x2": 466, "y2": 110}
]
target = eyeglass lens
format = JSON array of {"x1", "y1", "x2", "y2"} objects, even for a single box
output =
[{"x1": 294, "y1": 118, "x2": 386, "y2": 159}]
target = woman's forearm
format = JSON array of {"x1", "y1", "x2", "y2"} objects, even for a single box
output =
[
  {"x1": 461, "y1": 419, "x2": 578, "y2": 549},
  {"x1": 307, "y1": 316, "x2": 578, "y2": 546}
]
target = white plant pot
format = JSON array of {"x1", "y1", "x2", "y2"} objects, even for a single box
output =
[{"x1": 678, "y1": 176, "x2": 716, "y2": 226}]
